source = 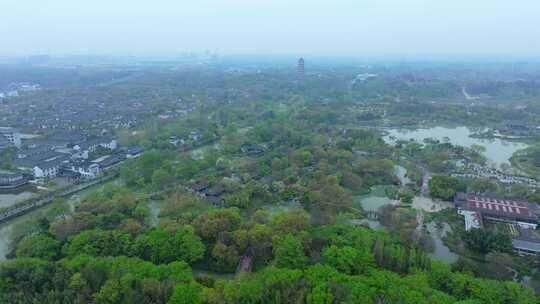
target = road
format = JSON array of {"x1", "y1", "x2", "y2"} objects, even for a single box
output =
[{"x1": 421, "y1": 171, "x2": 431, "y2": 197}]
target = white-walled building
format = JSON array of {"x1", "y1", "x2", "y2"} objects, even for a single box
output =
[
  {"x1": 100, "y1": 139, "x2": 117, "y2": 150},
  {"x1": 73, "y1": 138, "x2": 117, "y2": 155},
  {"x1": 69, "y1": 162, "x2": 101, "y2": 179},
  {"x1": 0, "y1": 127, "x2": 21, "y2": 148},
  {"x1": 15, "y1": 151, "x2": 69, "y2": 180}
]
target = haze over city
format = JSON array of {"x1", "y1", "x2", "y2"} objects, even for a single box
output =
[
  {"x1": 2, "y1": 0, "x2": 540, "y2": 57},
  {"x1": 2, "y1": 1, "x2": 540, "y2": 303}
]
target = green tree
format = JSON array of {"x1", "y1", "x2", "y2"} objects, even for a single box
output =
[
  {"x1": 307, "y1": 284, "x2": 333, "y2": 304},
  {"x1": 271, "y1": 210, "x2": 311, "y2": 234},
  {"x1": 502, "y1": 281, "x2": 537, "y2": 304},
  {"x1": 211, "y1": 242, "x2": 240, "y2": 272},
  {"x1": 152, "y1": 168, "x2": 173, "y2": 190},
  {"x1": 429, "y1": 175, "x2": 466, "y2": 201},
  {"x1": 323, "y1": 245, "x2": 374, "y2": 275},
  {"x1": 350, "y1": 281, "x2": 374, "y2": 304},
  {"x1": 223, "y1": 278, "x2": 263, "y2": 304},
  {"x1": 274, "y1": 234, "x2": 308, "y2": 269},
  {"x1": 0, "y1": 258, "x2": 54, "y2": 298},
  {"x1": 15, "y1": 235, "x2": 60, "y2": 260},
  {"x1": 132, "y1": 227, "x2": 204, "y2": 264},
  {"x1": 168, "y1": 282, "x2": 203, "y2": 304},
  {"x1": 259, "y1": 267, "x2": 304, "y2": 303},
  {"x1": 469, "y1": 178, "x2": 497, "y2": 193},
  {"x1": 462, "y1": 229, "x2": 512, "y2": 254},
  {"x1": 63, "y1": 229, "x2": 133, "y2": 257},
  {"x1": 94, "y1": 279, "x2": 124, "y2": 304},
  {"x1": 193, "y1": 209, "x2": 242, "y2": 242},
  {"x1": 225, "y1": 189, "x2": 251, "y2": 208}
]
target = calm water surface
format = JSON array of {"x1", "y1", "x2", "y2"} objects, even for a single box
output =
[
  {"x1": 426, "y1": 222, "x2": 460, "y2": 264},
  {"x1": 354, "y1": 186, "x2": 399, "y2": 212},
  {"x1": 354, "y1": 186, "x2": 459, "y2": 264},
  {"x1": 385, "y1": 126, "x2": 528, "y2": 167},
  {"x1": 395, "y1": 165, "x2": 411, "y2": 186}
]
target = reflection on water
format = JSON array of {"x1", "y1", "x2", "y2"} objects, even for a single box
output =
[
  {"x1": 346, "y1": 218, "x2": 384, "y2": 230},
  {"x1": 348, "y1": 188, "x2": 396, "y2": 230},
  {"x1": 359, "y1": 196, "x2": 398, "y2": 212},
  {"x1": 426, "y1": 222, "x2": 459, "y2": 264},
  {"x1": 355, "y1": 187, "x2": 399, "y2": 212},
  {"x1": 395, "y1": 165, "x2": 411, "y2": 186},
  {"x1": 353, "y1": 187, "x2": 459, "y2": 264},
  {"x1": 385, "y1": 126, "x2": 528, "y2": 167}
]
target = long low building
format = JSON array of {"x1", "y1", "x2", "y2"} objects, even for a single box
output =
[
  {"x1": 455, "y1": 192, "x2": 540, "y2": 255},
  {"x1": 512, "y1": 239, "x2": 540, "y2": 255},
  {"x1": 454, "y1": 192, "x2": 540, "y2": 229},
  {"x1": 0, "y1": 170, "x2": 27, "y2": 189},
  {"x1": 512, "y1": 228, "x2": 540, "y2": 256}
]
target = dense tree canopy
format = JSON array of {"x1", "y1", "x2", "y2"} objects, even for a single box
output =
[
  {"x1": 1, "y1": 89, "x2": 538, "y2": 303},
  {"x1": 429, "y1": 175, "x2": 466, "y2": 201}
]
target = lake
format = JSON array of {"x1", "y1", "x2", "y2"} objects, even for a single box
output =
[{"x1": 385, "y1": 126, "x2": 529, "y2": 168}]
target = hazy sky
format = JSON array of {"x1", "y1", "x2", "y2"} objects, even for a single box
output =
[{"x1": 2, "y1": 0, "x2": 540, "y2": 57}]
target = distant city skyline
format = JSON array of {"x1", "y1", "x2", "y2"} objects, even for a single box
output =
[{"x1": 1, "y1": 0, "x2": 540, "y2": 57}]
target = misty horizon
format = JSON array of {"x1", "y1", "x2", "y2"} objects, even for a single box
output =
[{"x1": 2, "y1": 0, "x2": 540, "y2": 58}]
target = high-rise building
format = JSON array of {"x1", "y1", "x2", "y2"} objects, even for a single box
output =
[{"x1": 297, "y1": 58, "x2": 305, "y2": 80}]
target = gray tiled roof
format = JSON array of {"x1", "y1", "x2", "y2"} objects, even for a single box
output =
[
  {"x1": 0, "y1": 170, "x2": 20, "y2": 178},
  {"x1": 14, "y1": 151, "x2": 69, "y2": 169},
  {"x1": 512, "y1": 239, "x2": 540, "y2": 253},
  {"x1": 0, "y1": 134, "x2": 11, "y2": 148}
]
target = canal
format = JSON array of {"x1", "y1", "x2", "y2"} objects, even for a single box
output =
[
  {"x1": 0, "y1": 178, "x2": 121, "y2": 261},
  {"x1": 351, "y1": 184, "x2": 459, "y2": 264}
]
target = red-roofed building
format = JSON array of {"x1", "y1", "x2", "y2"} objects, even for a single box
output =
[{"x1": 454, "y1": 192, "x2": 539, "y2": 229}]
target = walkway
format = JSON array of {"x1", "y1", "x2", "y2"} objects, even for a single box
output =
[
  {"x1": 0, "y1": 173, "x2": 118, "y2": 224},
  {"x1": 421, "y1": 170, "x2": 432, "y2": 197},
  {"x1": 236, "y1": 250, "x2": 254, "y2": 276}
]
